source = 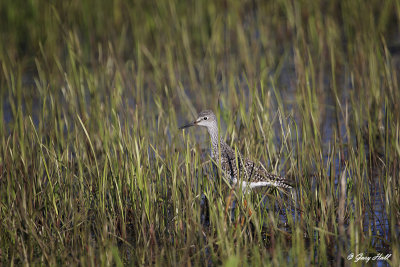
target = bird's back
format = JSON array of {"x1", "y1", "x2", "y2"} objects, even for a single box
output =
[{"x1": 212, "y1": 141, "x2": 292, "y2": 189}]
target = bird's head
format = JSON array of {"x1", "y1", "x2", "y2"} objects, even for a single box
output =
[{"x1": 179, "y1": 110, "x2": 217, "y2": 129}]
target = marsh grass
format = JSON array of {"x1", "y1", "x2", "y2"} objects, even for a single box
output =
[{"x1": 1, "y1": 0, "x2": 399, "y2": 265}]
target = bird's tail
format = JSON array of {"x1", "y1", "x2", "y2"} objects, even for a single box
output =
[{"x1": 265, "y1": 172, "x2": 293, "y2": 189}]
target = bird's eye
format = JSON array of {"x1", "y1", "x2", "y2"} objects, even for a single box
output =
[{"x1": 204, "y1": 117, "x2": 208, "y2": 120}]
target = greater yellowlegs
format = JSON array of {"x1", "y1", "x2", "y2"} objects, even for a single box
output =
[{"x1": 179, "y1": 110, "x2": 292, "y2": 190}]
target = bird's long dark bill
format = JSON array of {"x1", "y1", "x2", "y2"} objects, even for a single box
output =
[{"x1": 179, "y1": 121, "x2": 196, "y2": 129}]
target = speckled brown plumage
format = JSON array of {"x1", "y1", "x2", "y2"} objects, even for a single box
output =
[{"x1": 213, "y1": 138, "x2": 292, "y2": 189}]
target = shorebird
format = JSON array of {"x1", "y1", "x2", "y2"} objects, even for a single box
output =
[{"x1": 179, "y1": 110, "x2": 292, "y2": 191}]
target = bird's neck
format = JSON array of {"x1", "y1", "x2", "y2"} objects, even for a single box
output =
[{"x1": 207, "y1": 124, "x2": 224, "y2": 158}]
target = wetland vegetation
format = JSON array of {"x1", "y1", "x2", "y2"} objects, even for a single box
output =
[{"x1": 1, "y1": 0, "x2": 399, "y2": 265}]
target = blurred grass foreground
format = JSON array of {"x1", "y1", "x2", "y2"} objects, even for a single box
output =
[{"x1": 1, "y1": 0, "x2": 399, "y2": 266}]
